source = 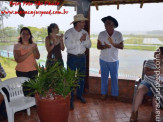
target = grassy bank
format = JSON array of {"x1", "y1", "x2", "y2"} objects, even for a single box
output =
[
  {"x1": 0, "y1": 42, "x2": 14, "y2": 46},
  {"x1": 0, "y1": 57, "x2": 46, "y2": 81},
  {"x1": 124, "y1": 45, "x2": 158, "y2": 51},
  {"x1": 0, "y1": 57, "x2": 17, "y2": 81},
  {"x1": 124, "y1": 38, "x2": 143, "y2": 44}
]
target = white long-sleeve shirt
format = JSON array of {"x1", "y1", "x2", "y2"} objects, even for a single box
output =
[{"x1": 64, "y1": 28, "x2": 91, "y2": 55}]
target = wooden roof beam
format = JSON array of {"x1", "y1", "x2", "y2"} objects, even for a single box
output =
[
  {"x1": 57, "y1": 0, "x2": 65, "y2": 10},
  {"x1": 91, "y1": 0, "x2": 163, "y2": 6},
  {"x1": 74, "y1": 5, "x2": 76, "y2": 11},
  {"x1": 9, "y1": 0, "x2": 13, "y2": 7},
  {"x1": 140, "y1": 0, "x2": 144, "y2": 8},
  {"x1": 117, "y1": 2, "x2": 119, "y2": 9},
  {"x1": 95, "y1": 2, "x2": 99, "y2": 10},
  {"x1": 36, "y1": 4, "x2": 40, "y2": 9}
]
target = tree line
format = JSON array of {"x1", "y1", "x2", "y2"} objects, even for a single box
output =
[
  {"x1": 0, "y1": 25, "x2": 64, "y2": 43},
  {"x1": 0, "y1": 2, "x2": 61, "y2": 43}
]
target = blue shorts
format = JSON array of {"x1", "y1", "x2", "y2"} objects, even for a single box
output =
[{"x1": 140, "y1": 81, "x2": 153, "y2": 96}]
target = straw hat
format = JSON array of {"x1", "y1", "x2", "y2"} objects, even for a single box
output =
[
  {"x1": 101, "y1": 16, "x2": 118, "y2": 28},
  {"x1": 70, "y1": 14, "x2": 88, "y2": 24}
]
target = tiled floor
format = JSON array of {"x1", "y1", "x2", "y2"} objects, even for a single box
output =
[{"x1": 0, "y1": 95, "x2": 163, "y2": 122}]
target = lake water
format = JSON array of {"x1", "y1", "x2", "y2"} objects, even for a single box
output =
[
  {"x1": 143, "y1": 38, "x2": 163, "y2": 44},
  {"x1": 0, "y1": 45, "x2": 154, "y2": 79}
]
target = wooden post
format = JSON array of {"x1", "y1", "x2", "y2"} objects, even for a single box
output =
[
  {"x1": 84, "y1": 9, "x2": 90, "y2": 93},
  {"x1": 77, "y1": 0, "x2": 91, "y2": 92}
]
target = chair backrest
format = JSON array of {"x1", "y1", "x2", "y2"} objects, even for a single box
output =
[
  {"x1": 141, "y1": 60, "x2": 147, "y2": 80},
  {"x1": 0, "y1": 77, "x2": 29, "y2": 101}
]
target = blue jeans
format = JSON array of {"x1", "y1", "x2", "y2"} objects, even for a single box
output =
[
  {"x1": 67, "y1": 54, "x2": 86, "y2": 104},
  {"x1": 100, "y1": 59, "x2": 119, "y2": 96},
  {"x1": 140, "y1": 80, "x2": 153, "y2": 96}
]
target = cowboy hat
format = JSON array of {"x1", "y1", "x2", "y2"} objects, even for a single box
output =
[
  {"x1": 70, "y1": 14, "x2": 88, "y2": 24},
  {"x1": 101, "y1": 16, "x2": 118, "y2": 28}
]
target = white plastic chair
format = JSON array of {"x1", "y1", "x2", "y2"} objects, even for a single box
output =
[{"x1": 0, "y1": 77, "x2": 36, "y2": 122}]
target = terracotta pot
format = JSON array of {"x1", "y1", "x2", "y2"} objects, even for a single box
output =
[{"x1": 35, "y1": 93, "x2": 70, "y2": 122}]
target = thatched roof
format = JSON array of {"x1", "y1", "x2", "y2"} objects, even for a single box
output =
[
  {"x1": 64, "y1": 0, "x2": 163, "y2": 6},
  {"x1": 1, "y1": 0, "x2": 163, "y2": 6},
  {"x1": 1, "y1": 0, "x2": 163, "y2": 11}
]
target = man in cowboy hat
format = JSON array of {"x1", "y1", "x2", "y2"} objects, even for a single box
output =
[
  {"x1": 64, "y1": 14, "x2": 91, "y2": 110},
  {"x1": 97, "y1": 16, "x2": 124, "y2": 100}
]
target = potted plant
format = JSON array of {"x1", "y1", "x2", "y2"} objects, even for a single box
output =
[{"x1": 26, "y1": 63, "x2": 79, "y2": 122}]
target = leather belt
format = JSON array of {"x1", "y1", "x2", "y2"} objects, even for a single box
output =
[{"x1": 68, "y1": 53, "x2": 85, "y2": 57}]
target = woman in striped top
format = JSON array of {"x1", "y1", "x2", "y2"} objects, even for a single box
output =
[
  {"x1": 0, "y1": 63, "x2": 7, "y2": 119},
  {"x1": 130, "y1": 47, "x2": 163, "y2": 122}
]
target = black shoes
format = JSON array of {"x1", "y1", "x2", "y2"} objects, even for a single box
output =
[
  {"x1": 101, "y1": 94, "x2": 107, "y2": 100},
  {"x1": 70, "y1": 96, "x2": 86, "y2": 110},
  {"x1": 77, "y1": 96, "x2": 86, "y2": 103},
  {"x1": 70, "y1": 102, "x2": 74, "y2": 110}
]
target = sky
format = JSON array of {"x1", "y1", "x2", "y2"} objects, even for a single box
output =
[{"x1": 2, "y1": 2, "x2": 163, "y2": 34}]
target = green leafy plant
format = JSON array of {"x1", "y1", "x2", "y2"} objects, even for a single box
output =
[{"x1": 26, "y1": 63, "x2": 81, "y2": 98}]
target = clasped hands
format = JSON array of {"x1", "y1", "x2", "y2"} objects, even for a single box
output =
[
  {"x1": 104, "y1": 42, "x2": 111, "y2": 48},
  {"x1": 99, "y1": 41, "x2": 111, "y2": 49},
  {"x1": 51, "y1": 34, "x2": 64, "y2": 45},
  {"x1": 58, "y1": 34, "x2": 64, "y2": 42},
  {"x1": 29, "y1": 43, "x2": 38, "y2": 55},
  {"x1": 108, "y1": 36, "x2": 114, "y2": 45},
  {"x1": 80, "y1": 33, "x2": 87, "y2": 42}
]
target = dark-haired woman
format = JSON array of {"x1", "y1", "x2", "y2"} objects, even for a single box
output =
[
  {"x1": 45, "y1": 23, "x2": 65, "y2": 68},
  {"x1": 13, "y1": 27, "x2": 40, "y2": 95}
]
